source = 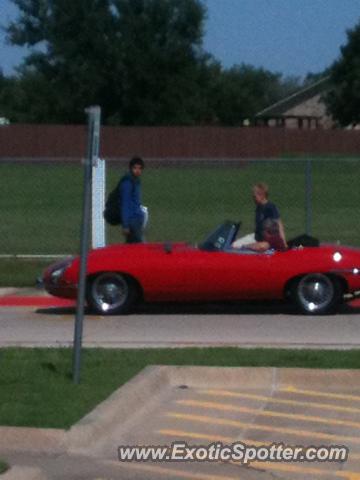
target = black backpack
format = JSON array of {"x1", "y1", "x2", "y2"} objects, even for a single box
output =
[
  {"x1": 287, "y1": 234, "x2": 320, "y2": 248},
  {"x1": 103, "y1": 178, "x2": 123, "y2": 225}
]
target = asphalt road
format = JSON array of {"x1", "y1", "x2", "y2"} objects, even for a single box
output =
[{"x1": 1, "y1": 301, "x2": 360, "y2": 348}]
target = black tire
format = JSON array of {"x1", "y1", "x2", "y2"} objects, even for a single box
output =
[
  {"x1": 86, "y1": 272, "x2": 138, "y2": 315},
  {"x1": 292, "y1": 273, "x2": 342, "y2": 315}
]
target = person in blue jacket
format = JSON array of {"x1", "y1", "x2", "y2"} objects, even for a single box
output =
[{"x1": 120, "y1": 156, "x2": 145, "y2": 243}]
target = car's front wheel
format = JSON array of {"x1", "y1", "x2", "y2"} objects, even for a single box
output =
[
  {"x1": 86, "y1": 272, "x2": 138, "y2": 315},
  {"x1": 292, "y1": 273, "x2": 342, "y2": 315}
]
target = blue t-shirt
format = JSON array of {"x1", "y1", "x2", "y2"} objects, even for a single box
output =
[{"x1": 255, "y1": 201, "x2": 280, "y2": 241}]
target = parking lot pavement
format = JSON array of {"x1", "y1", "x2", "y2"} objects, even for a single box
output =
[
  {"x1": 2, "y1": 367, "x2": 360, "y2": 479},
  {"x1": 79, "y1": 368, "x2": 360, "y2": 480}
]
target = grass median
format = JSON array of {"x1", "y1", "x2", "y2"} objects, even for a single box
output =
[
  {"x1": 1, "y1": 347, "x2": 360, "y2": 429},
  {"x1": 0, "y1": 461, "x2": 8, "y2": 475}
]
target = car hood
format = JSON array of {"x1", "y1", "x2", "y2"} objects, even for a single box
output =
[{"x1": 88, "y1": 241, "x2": 192, "y2": 258}]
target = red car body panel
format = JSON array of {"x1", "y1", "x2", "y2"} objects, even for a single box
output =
[{"x1": 43, "y1": 241, "x2": 360, "y2": 303}]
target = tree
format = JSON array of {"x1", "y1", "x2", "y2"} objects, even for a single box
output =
[
  {"x1": 208, "y1": 64, "x2": 300, "y2": 125},
  {"x1": 5, "y1": 0, "x2": 211, "y2": 124},
  {"x1": 6, "y1": 0, "x2": 124, "y2": 123},
  {"x1": 0, "y1": 70, "x2": 62, "y2": 122},
  {"x1": 104, "y1": 0, "x2": 211, "y2": 124},
  {"x1": 3, "y1": 0, "x2": 305, "y2": 125},
  {"x1": 326, "y1": 20, "x2": 360, "y2": 126}
]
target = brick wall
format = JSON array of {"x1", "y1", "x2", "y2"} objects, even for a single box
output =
[{"x1": 1, "y1": 124, "x2": 360, "y2": 160}]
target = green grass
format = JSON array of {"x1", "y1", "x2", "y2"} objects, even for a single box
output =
[
  {"x1": 0, "y1": 461, "x2": 8, "y2": 475},
  {"x1": 1, "y1": 347, "x2": 360, "y2": 429},
  {"x1": 0, "y1": 259, "x2": 51, "y2": 287},
  {"x1": 1, "y1": 158, "x2": 360, "y2": 285}
]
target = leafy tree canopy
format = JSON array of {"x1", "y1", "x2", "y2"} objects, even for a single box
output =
[
  {"x1": 2, "y1": 0, "x2": 211, "y2": 123},
  {"x1": 325, "y1": 20, "x2": 360, "y2": 126},
  {"x1": 1, "y1": 0, "x2": 302, "y2": 125},
  {"x1": 209, "y1": 64, "x2": 300, "y2": 125}
]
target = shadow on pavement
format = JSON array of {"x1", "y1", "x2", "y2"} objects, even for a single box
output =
[{"x1": 35, "y1": 301, "x2": 360, "y2": 316}]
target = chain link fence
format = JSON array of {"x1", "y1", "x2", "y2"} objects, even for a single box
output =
[
  {"x1": 134, "y1": 158, "x2": 358, "y2": 247},
  {"x1": 1, "y1": 157, "x2": 360, "y2": 285},
  {"x1": 1, "y1": 157, "x2": 359, "y2": 258}
]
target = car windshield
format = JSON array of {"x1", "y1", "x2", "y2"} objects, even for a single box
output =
[{"x1": 199, "y1": 222, "x2": 240, "y2": 251}]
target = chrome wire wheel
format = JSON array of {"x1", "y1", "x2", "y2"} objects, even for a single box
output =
[
  {"x1": 295, "y1": 273, "x2": 337, "y2": 314},
  {"x1": 88, "y1": 273, "x2": 132, "y2": 314}
]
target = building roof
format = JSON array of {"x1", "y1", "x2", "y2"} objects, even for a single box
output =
[{"x1": 256, "y1": 76, "x2": 331, "y2": 117}]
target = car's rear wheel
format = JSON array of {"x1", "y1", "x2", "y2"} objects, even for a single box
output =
[
  {"x1": 292, "y1": 273, "x2": 342, "y2": 315},
  {"x1": 87, "y1": 272, "x2": 138, "y2": 315}
]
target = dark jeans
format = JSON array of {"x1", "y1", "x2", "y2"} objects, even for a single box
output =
[{"x1": 125, "y1": 216, "x2": 144, "y2": 244}]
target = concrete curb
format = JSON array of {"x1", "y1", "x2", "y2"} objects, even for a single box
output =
[
  {"x1": 1, "y1": 466, "x2": 47, "y2": 480},
  {"x1": 0, "y1": 288, "x2": 45, "y2": 297},
  {"x1": 0, "y1": 427, "x2": 66, "y2": 454},
  {"x1": 0, "y1": 289, "x2": 21, "y2": 297},
  {"x1": 66, "y1": 365, "x2": 171, "y2": 454}
]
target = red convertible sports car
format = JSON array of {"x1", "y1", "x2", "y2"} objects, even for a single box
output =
[{"x1": 42, "y1": 222, "x2": 360, "y2": 315}]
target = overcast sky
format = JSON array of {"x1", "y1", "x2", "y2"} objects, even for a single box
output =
[{"x1": 1, "y1": 0, "x2": 360, "y2": 78}]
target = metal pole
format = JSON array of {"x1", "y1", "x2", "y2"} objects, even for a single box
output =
[
  {"x1": 73, "y1": 106, "x2": 101, "y2": 384},
  {"x1": 92, "y1": 158, "x2": 106, "y2": 248},
  {"x1": 305, "y1": 159, "x2": 313, "y2": 236}
]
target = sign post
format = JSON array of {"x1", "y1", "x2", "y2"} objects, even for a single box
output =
[{"x1": 73, "y1": 106, "x2": 101, "y2": 384}]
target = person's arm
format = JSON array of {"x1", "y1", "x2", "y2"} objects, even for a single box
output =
[{"x1": 235, "y1": 241, "x2": 270, "y2": 252}]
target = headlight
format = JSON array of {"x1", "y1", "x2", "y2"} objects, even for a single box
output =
[
  {"x1": 49, "y1": 258, "x2": 74, "y2": 284},
  {"x1": 51, "y1": 267, "x2": 66, "y2": 283}
]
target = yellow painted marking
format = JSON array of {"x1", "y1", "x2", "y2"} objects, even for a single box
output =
[
  {"x1": 167, "y1": 412, "x2": 360, "y2": 444},
  {"x1": 157, "y1": 429, "x2": 233, "y2": 443},
  {"x1": 202, "y1": 389, "x2": 360, "y2": 414},
  {"x1": 282, "y1": 386, "x2": 360, "y2": 402},
  {"x1": 115, "y1": 461, "x2": 240, "y2": 480},
  {"x1": 157, "y1": 429, "x2": 274, "y2": 448},
  {"x1": 237, "y1": 460, "x2": 360, "y2": 480},
  {"x1": 158, "y1": 429, "x2": 360, "y2": 463},
  {"x1": 349, "y1": 451, "x2": 360, "y2": 461},
  {"x1": 122, "y1": 461, "x2": 360, "y2": 480},
  {"x1": 176, "y1": 399, "x2": 360, "y2": 430},
  {"x1": 120, "y1": 430, "x2": 360, "y2": 480}
]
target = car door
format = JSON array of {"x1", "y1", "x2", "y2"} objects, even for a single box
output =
[{"x1": 173, "y1": 249, "x2": 275, "y2": 301}]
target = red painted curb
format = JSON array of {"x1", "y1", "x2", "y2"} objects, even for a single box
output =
[{"x1": 0, "y1": 296, "x2": 75, "y2": 307}]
